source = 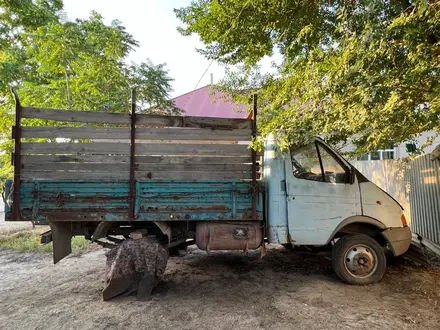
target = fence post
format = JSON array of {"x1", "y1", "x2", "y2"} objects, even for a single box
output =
[
  {"x1": 11, "y1": 89, "x2": 22, "y2": 221},
  {"x1": 129, "y1": 90, "x2": 137, "y2": 220}
]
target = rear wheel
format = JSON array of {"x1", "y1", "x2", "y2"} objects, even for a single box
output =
[{"x1": 332, "y1": 234, "x2": 386, "y2": 285}]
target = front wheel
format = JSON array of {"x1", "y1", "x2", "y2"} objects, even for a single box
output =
[{"x1": 332, "y1": 234, "x2": 386, "y2": 285}]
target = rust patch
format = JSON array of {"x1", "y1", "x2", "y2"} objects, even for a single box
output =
[
  {"x1": 55, "y1": 193, "x2": 70, "y2": 206},
  {"x1": 240, "y1": 212, "x2": 252, "y2": 220},
  {"x1": 49, "y1": 195, "x2": 128, "y2": 204},
  {"x1": 141, "y1": 205, "x2": 229, "y2": 212},
  {"x1": 204, "y1": 205, "x2": 228, "y2": 211},
  {"x1": 38, "y1": 210, "x2": 129, "y2": 222},
  {"x1": 170, "y1": 192, "x2": 192, "y2": 200}
]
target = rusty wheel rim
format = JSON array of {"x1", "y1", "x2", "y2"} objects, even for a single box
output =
[{"x1": 344, "y1": 244, "x2": 378, "y2": 278}]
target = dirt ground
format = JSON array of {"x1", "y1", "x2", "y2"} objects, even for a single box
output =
[
  {"x1": 0, "y1": 212, "x2": 32, "y2": 235},
  {"x1": 1, "y1": 236, "x2": 440, "y2": 330}
]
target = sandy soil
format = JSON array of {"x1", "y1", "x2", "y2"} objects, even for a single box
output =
[{"x1": 1, "y1": 241, "x2": 440, "y2": 330}]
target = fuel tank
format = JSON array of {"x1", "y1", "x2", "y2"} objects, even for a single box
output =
[{"x1": 195, "y1": 222, "x2": 263, "y2": 251}]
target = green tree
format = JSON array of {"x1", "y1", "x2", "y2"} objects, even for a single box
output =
[
  {"x1": 0, "y1": 1, "x2": 176, "y2": 180},
  {"x1": 175, "y1": 0, "x2": 440, "y2": 154}
]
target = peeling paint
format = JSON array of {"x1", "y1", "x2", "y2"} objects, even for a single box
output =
[{"x1": 9, "y1": 180, "x2": 263, "y2": 224}]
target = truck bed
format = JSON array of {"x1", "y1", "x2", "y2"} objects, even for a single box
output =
[{"x1": 5, "y1": 92, "x2": 262, "y2": 237}]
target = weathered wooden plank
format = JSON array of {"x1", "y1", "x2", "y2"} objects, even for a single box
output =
[
  {"x1": 21, "y1": 127, "x2": 131, "y2": 139},
  {"x1": 21, "y1": 170, "x2": 128, "y2": 180},
  {"x1": 21, "y1": 142, "x2": 251, "y2": 156},
  {"x1": 21, "y1": 170, "x2": 253, "y2": 180},
  {"x1": 21, "y1": 142, "x2": 132, "y2": 155},
  {"x1": 136, "y1": 171, "x2": 253, "y2": 180},
  {"x1": 21, "y1": 126, "x2": 251, "y2": 141},
  {"x1": 21, "y1": 107, "x2": 252, "y2": 129},
  {"x1": 135, "y1": 156, "x2": 253, "y2": 164},
  {"x1": 135, "y1": 143, "x2": 250, "y2": 156},
  {"x1": 136, "y1": 127, "x2": 251, "y2": 141},
  {"x1": 24, "y1": 163, "x2": 130, "y2": 172},
  {"x1": 22, "y1": 107, "x2": 130, "y2": 124},
  {"x1": 21, "y1": 155, "x2": 130, "y2": 164},
  {"x1": 137, "y1": 163, "x2": 252, "y2": 172},
  {"x1": 21, "y1": 155, "x2": 253, "y2": 164},
  {"x1": 25, "y1": 163, "x2": 252, "y2": 172},
  {"x1": 136, "y1": 114, "x2": 252, "y2": 129}
]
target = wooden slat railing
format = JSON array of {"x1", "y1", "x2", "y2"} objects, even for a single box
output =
[{"x1": 17, "y1": 103, "x2": 257, "y2": 181}]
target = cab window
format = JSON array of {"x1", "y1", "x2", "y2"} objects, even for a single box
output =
[
  {"x1": 290, "y1": 143, "x2": 324, "y2": 182},
  {"x1": 317, "y1": 144, "x2": 349, "y2": 183},
  {"x1": 290, "y1": 142, "x2": 349, "y2": 183}
]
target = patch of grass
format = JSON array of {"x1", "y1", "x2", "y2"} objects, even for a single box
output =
[{"x1": 0, "y1": 226, "x2": 89, "y2": 253}]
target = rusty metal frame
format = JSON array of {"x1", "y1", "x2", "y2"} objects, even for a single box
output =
[
  {"x1": 129, "y1": 89, "x2": 137, "y2": 220},
  {"x1": 11, "y1": 89, "x2": 22, "y2": 221},
  {"x1": 251, "y1": 93, "x2": 258, "y2": 220}
]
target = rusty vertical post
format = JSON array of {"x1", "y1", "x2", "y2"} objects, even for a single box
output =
[
  {"x1": 129, "y1": 90, "x2": 136, "y2": 220},
  {"x1": 251, "y1": 93, "x2": 258, "y2": 220},
  {"x1": 11, "y1": 89, "x2": 22, "y2": 221}
]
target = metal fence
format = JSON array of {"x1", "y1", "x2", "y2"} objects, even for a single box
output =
[
  {"x1": 352, "y1": 154, "x2": 440, "y2": 246},
  {"x1": 407, "y1": 155, "x2": 440, "y2": 245}
]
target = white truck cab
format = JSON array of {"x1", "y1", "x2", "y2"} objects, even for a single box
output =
[{"x1": 264, "y1": 135, "x2": 411, "y2": 284}]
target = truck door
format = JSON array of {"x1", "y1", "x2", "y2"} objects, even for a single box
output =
[{"x1": 285, "y1": 139, "x2": 361, "y2": 245}]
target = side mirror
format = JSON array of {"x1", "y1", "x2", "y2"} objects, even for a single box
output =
[{"x1": 349, "y1": 166, "x2": 356, "y2": 184}]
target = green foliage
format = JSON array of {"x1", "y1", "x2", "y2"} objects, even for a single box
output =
[
  {"x1": 0, "y1": 227, "x2": 88, "y2": 253},
  {"x1": 0, "y1": 1, "x2": 176, "y2": 181},
  {"x1": 176, "y1": 0, "x2": 440, "y2": 154}
]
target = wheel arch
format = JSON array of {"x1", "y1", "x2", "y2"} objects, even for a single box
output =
[{"x1": 325, "y1": 216, "x2": 387, "y2": 245}]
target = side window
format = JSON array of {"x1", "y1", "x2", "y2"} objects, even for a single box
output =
[
  {"x1": 290, "y1": 143, "x2": 324, "y2": 182},
  {"x1": 290, "y1": 142, "x2": 349, "y2": 183},
  {"x1": 317, "y1": 144, "x2": 349, "y2": 183}
]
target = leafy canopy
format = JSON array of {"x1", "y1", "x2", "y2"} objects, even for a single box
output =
[
  {"x1": 176, "y1": 0, "x2": 440, "y2": 154},
  {"x1": 0, "y1": 0, "x2": 177, "y2": 180}
]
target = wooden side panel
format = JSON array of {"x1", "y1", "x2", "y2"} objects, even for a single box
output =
[
  {"x1": 17, "y1": 181, "x2": 263, "y2": 225},
  {"x1": 18, "y1": 106, "x2": 256, "y2": 181}
]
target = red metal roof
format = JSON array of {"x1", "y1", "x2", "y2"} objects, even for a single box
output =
[{"x1": 173, "y1": 86, "x2": 250, "y2": 119}]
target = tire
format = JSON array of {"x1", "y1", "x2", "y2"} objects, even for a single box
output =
[{"x1": 332, "y1": 234, "x2": 386, "y2": 285}]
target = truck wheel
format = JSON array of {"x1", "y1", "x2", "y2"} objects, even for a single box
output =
[{"x1": 332, "y1": 234, "x2": 386, "y2": 285}]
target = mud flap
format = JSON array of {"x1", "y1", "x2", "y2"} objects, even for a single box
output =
[
  {"x1": 102, "y1": 236, "x2": 168, "y2": 301},
  {"x1": 49, "y1": 222, "x2": 72, "y2": 264}
]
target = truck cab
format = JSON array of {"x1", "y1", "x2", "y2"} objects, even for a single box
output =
[{"x1": 264, "y1": 134, "x2": 411, "y2": 284}]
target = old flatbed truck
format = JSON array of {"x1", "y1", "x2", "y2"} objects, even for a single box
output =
[{"x1": 4, "y1": 91, "x2": 412, "y2": 299}]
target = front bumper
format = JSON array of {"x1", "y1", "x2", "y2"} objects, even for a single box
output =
[{"x1": 381, "y1": 226, "x2": 412, "y2": 256}]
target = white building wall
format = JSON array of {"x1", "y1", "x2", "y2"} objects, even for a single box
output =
[{"x1": 394, "y1": 131, "x2": 440, "y2": 158}]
